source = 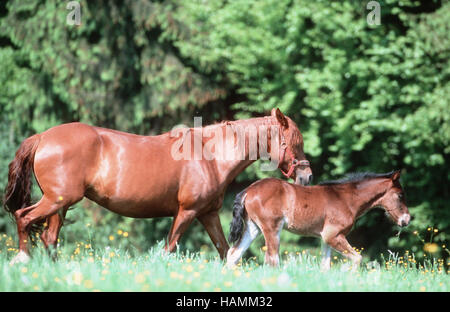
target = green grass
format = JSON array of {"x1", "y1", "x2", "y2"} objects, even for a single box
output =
[{"x1": 0, "y1": 241, "x2": 448, "y2": 292}]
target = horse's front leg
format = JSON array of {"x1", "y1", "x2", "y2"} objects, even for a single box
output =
[
  {"x1": 165, "y1": 208, "x2": 197, "y2": 253},
  {"x1": 198, "y1": 210, "x2": 229, "y2": 260}
]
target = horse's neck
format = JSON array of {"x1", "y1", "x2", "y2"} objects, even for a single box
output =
[
  {"x1": 208, "y1": 117, "x2": 279, "y2": 186},
  {"x1": 348, "y1": 180, "x2": 389, "y2": 219}
]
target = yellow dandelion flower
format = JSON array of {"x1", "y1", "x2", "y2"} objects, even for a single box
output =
[
  {"x1": 72, "y1": 272, "x2": 83, "y2": 285},
  {"x1": 423, "y1": 243, "x2": 439, "y2": 253},
  {"x1": 123, "y1": 232, "x2": 129, "y2": 237},
  {"x1": 108, "y1": 235, "x2": 114, "y2": 241},
  {"x1": 32, "y1": 272, "x2": 39, "y2": 279},
  {"x1": 233, "y1": 270, "x2": 242, "y2": 277},
  {"x1": 21, "y1": 267, "x2": 28, "y2": 273},
  {"x1": 433, "y1": 229, "x2": 438, "y2": 233},
  {"x1": 203, "y1": 282, "x2": 211, "y2": 288},
  {"x1": 117, "y1": 230, "x2": 123, "y2": 235},
  {"x1": 261, "y1": 246, "x2": 268, "y2": 252},
  {"x1": 224, "y1": 281, "x2": 232, "y2": 287},
  {"x1": 193, "y1": 272, "x2": 200, "y2": 278},
  {"x1": 135, "y1": 274, "x2": 146, "y2": 284},
  {"x1": 170, "y1": 272, "x2": 178, "y2": 279},
  {"x1": 419, "y1": 286, "x2": 426, "y2": 292},
  {"x1": 83, "y1": 280, "x2": 94, "y2": 289},
  {"x1": 185, "y1": 265, "x2": 194, "y2": 272}
]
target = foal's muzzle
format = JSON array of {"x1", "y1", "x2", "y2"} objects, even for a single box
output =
[{"x1": 398, "y1": 214, "x2": 411, "y2": 227}]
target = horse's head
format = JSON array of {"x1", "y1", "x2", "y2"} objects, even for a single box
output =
[
  {"x1": 271, "y1": 108, "x2": 313, "y2": 185},
  {"x1": 374, "y1": 170, "x2": 410, "y2": 227}
]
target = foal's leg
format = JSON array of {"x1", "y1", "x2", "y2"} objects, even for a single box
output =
[
  {"x1": 323, "y1": 234, "x2": 362, "y2": 271},
  {"x1": 320, "y1": 241, "x2": 332, "y2": 271},
  {"x1": 198, "y1": 211, "x2": 229, "y2": 260},
  {"x1": 260, "y1": 219, "x2": 284, "y2": 267},
  {"x1": 226, "y1": 218, "x2": 260, "y2": 268}
]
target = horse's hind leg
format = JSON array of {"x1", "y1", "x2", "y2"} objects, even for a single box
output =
[
  {"x1": 10, "y1": 195, "x2": 80, "y2": 264},
  {"x1": 40, "y1": 208, "x2": 68, "y2": 259},
  {"x1": 10, "y1": 201, "x2": 41, "y2": 264}
]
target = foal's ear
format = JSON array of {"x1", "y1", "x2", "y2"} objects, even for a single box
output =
[
  {"x1": 271, "y1": 108, "x2": 289, "y2": 129},
  {"x1": 391, "y1": 170, "x2": 401, "y2": 181}
]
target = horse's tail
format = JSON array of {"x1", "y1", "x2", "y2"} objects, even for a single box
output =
[
  {"x1": 228, "y1": 189, "x2": 248, "y2": 244},
  {"x1": 3, "y1": 134, "x2": 40, "y2": 216}
]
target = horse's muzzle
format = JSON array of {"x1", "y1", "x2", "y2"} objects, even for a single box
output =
[{"x1": 296, "y1": 173, "x2": 313, "y2": 186}]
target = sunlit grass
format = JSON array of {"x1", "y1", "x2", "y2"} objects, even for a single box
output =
[{"x1": 0, "y1": 239, "x2": 448, "y2": 292}]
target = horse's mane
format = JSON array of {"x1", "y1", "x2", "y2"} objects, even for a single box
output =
[
  {"x1": 319, "y1": 171, "x2": 396, "y2": 186},
  {"x1": 198, "y1": 115, "x2": 302, "y2": 153}
]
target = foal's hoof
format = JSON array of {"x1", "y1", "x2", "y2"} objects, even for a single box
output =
[{"x1": 9, "y1": 251, "x2": 30, "y2": 265}]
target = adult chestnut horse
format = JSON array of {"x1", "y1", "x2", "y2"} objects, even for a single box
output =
[
  {"x1": 226, "y1": 171, "x2": 410, "y2": 269},
  {"x1": 4, "y1": 108, "x2": 312, "y2": 264}
]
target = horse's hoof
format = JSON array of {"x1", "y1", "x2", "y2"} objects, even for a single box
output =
[{"x1": 9, "y1": 251, "x2": 30, "y2": 265}]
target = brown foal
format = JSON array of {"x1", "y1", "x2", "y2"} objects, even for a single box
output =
[
  {"x1": 226, "y1": 171, "x2": 410, "y2": 269},
  {"x1": 4, "y1": 108, "x2": 312, "y2": 264}
]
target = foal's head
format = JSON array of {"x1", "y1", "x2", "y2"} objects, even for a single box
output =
[
  {"x1": 271, "y1": 108, "x2": 313, "y2": 185},
  {"x1": 372, "y1": 170, "x2": 410, "y2": 227}
]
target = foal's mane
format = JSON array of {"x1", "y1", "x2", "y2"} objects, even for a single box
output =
[{"x1": 319, "y1": 171, "x2": 396, "y2": 186}]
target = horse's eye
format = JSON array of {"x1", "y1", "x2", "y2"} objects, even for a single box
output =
[{"x1": 398, "y1": 193, "x2": 403, "y2": 200}]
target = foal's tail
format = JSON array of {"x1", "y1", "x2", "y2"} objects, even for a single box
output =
[
  {"x1": 228, "y1": 189, "x2": 248, "y2": 244},
  {"x1": 3, "y1": 134, "x2": 40, "y2": 215}
]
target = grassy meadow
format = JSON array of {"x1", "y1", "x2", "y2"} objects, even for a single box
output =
[{"x1": 0, "y1": 237, "x2": 448, "y2": 292}]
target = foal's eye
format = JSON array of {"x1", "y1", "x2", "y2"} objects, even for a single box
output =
[{"x1": 398, "y1": 193, "x2": 403, "y2": 200}]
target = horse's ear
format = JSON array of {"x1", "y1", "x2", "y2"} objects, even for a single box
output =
[
  {"x1": 271, "y1": 108, "x2": 288, "y2": 129},
  {"x1": 391, "y1": 170, "x2": 401, "y2": 181}
]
